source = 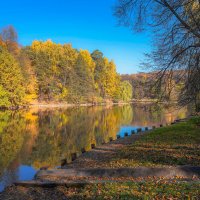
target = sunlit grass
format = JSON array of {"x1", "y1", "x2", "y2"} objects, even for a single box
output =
[
  {"x1": 108, "y1": 117, "x2": 200, "y2": 167},
  {"x1": 2, "y1": 180, "x2": 200, "y2": 200},
  {"x1": 64, "y1": 181, "x2": 200, "y2": 199}
]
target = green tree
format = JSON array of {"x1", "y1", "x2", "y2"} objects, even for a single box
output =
[
  {"x1": 91, "y1": 50, "x2": 104, "y2": 83},
  {"x1": 91, "y1": 50, "x2": 106, "y2": 97},
  {"x1": 116, "y1": 81, "x2": 133, "y2": 102}
]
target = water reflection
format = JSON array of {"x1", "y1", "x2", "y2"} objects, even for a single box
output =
[{"x1": 0, "y1": 104, "x2": 189, "y2": 191}]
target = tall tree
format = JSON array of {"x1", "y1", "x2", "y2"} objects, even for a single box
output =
[
  {"x1": 115, "y1": 0, "x2": 200, "y2": 111},
  {"x1": 91, "y1": 50, "x2": 105, "y2": 95},
  {"x1": 74, "y1": 50, "x2": 97, "y2": 102}
]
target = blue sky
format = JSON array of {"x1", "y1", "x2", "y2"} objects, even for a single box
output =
[{"x1": 1, "y1": 0, "x2": 152, "y2": 74}]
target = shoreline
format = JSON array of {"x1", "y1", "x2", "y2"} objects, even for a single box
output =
[
  {"x1": 34, "y1": 116, "x2": 198, "y2": 180},
  {"x1": 16, "y1": 116, "x2": 198, "y2": 180},
  {"x1": 0, "y1": 100, "x2": 169, "y2": 111}
]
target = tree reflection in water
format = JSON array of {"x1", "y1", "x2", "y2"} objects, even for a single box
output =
[{"x1": 0, "y1": 104, "x2": 189, "y2": 191}]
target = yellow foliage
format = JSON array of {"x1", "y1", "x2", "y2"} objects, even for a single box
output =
[
  {"x1": 79, "y1": 49, "x2": 96, "y2": 73},
  {"x1": 0, "y1": 37, "x2": 6, "y2": 48}
]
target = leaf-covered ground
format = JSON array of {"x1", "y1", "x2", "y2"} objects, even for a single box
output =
[
  {"x1": 1, "y1": 180, "x2": 200, "y2": 200},
  {"x1": 73, "y1": 181, "x2": 200, "y2": 199},
  {"x1": 108, "y1": 117, "x2": 200, "y2": 168}
]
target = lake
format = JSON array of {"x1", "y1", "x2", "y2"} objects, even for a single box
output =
[{"x1": 0, "y1": 103, "x2": 189, "y2": 192}]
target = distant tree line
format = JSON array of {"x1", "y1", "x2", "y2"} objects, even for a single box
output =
[
  {"x1": 0, "y1": 26, "x2": 132, "y2": 108},
  {"x1": 122, "y1": 72, "x2": 183, "y2": 102}
]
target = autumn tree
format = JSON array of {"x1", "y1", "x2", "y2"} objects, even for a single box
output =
[
  {"x1": 0, "y1": 26, "x2": 38, "y2": 105},
  {"x1": 0, "y1": 26, "x2": 133, "y2": 106},
  {"x1": 0, "y1": 47, "x2": 25, "y2": 107},
  {"x1": 102, "y1": 60, "x2": 120, "y2": 99},
  {"x1": 26, "y1": 40, "x2": 77, "y2": 101},
  {"x1": 0, "y1": 36, "x2": 6, "y2": 48},
  {"x1": 74, "y1": 49, "x2": 97, "y2": 102},
  {"x1": 59, "y1": 44, "x2": 78, "y2": 98},
  {"x1": 92, "y1": 53, "x2": 120, "y2": 100},
  {"x1": 0, "y1": 25, "x2": 19, "y2": 56}
]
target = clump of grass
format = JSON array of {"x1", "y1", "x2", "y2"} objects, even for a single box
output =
[{"x1": 190, "y1": 116, "x2": 200, "y2": 126}]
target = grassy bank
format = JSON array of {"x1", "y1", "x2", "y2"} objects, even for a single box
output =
[
  {"x1": 64, "y1": 181, "x2": 200, "y2": 199},
  {"x1": 107, "y1": 117, "x2": 200, "y2": 168},
  {"x1": 1, "y1": 180, "x2": 200, "y2": 200}
]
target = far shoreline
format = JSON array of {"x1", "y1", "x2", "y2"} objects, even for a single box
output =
[{"x1": 0, "y1": 99, "x2": 176, "y2": 111}]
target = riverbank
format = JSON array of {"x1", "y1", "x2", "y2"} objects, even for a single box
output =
[
  {"x1": 1, "y1": 116, "x2": 200, "y2": 199},
  {"x1": 29, "y1": 101, "x2": 131, "y2": 109},
  {"x1": 0, "y1": 99, "x2": 162, "y2": 110}
]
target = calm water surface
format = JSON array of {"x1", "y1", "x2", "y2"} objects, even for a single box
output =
[{"x1": 0, "y1": 103, "x2": 189, "y2": 191}]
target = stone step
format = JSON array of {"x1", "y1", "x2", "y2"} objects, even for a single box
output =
[{"x1": 36, "y1": 166, "x2": 200, "y2": 180}]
